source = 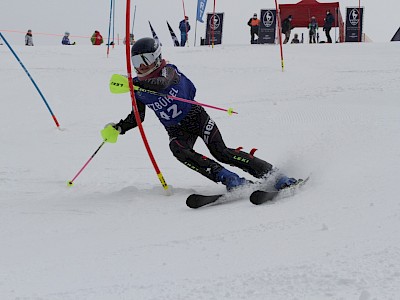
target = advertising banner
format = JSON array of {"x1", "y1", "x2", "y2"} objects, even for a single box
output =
[
  {"x1": 203, "y1": 13, "x2": 224, "y2": 45},
  {"x1": 345, "y1": 7, "x2": 364, "y2": 42},
  {"x1": 258, "y1": 9, "x2": 277, "y2": 44}
]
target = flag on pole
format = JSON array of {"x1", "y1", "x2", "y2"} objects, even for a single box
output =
[
  {"x1": 196, "y1": 0, "x2": 207, "y2": 23},
  {"x1": 166, "y1": 21, "x2": 180, "y2": 46},
  {"x1": 148, "y1": 21, "x2": 162, "y2": 45}
]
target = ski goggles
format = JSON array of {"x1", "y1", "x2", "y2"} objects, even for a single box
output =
[{"x1": 131, "y1": 47, "x2": 161, "y2": 69}]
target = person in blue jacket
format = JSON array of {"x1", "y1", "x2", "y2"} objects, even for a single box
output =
[
  {"x1": 62, "y1": 32, "x2": 75, "y2": 45},
  {"x1": 101, "y1": 37, "x2": 298, "y2": 191},
  {"x1": 179, "y1": 16, "x2": 191, "y2": 46}
]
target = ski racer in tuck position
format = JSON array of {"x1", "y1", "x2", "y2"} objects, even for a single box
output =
[{"x1": 101, "y1": 37, "x2": 298, "y2": 191}]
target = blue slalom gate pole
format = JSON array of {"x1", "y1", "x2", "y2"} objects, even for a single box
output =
[
  {"x1": 0, "y1": 32, "x2": 61, "y2": 128},
  {"x1": 112, "y1": 0, "x2": 115, "y2": 46},
  {"x1": 106, "y1": 0, "x2": 114, "y2": 57}
]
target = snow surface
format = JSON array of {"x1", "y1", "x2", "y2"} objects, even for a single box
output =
[{"x1": 1, "y1": 41, "x2": 400, "y2": 299}]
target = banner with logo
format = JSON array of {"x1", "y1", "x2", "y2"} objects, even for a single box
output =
[
  {"x1": 345, "y1": 7, "x2": 364, "y2": 42},
  {"x1": 196, "y1": 0, "x2": 207, "y2": 23},
  {"x1": 204, "y1": 13, "x2": 224, "y2": 45},
  {"x1": 258, "y1": 9, "x2": 277, "y2": 44}
]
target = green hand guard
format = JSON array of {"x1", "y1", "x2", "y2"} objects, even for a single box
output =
[
  {"x1": 101, "y1": 125, "x2": 120, "y2": 143},
  {"x1": 109, "y1": 74, "x2": 139, "y2": 94}
]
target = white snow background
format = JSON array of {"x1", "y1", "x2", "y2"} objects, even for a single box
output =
[{"x1": 1, "y1": 38, "x2": 400, "y2": 299}]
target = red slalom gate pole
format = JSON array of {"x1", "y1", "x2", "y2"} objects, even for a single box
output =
[
  {"x1": 125, "y1": 0, "x2": 170, "y2": 194},
  {"x1": 274, "y1": 0, "x2": 285, "y2": 71}
]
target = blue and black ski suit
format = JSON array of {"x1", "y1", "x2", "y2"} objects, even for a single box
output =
[{"x1": 115, "y1": 64, "x2": 272, "y2": 182}]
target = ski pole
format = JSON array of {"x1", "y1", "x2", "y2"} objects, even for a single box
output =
[
  {"x1": 0, "y1": 32, "x2": 62, "y2": 129},
  {"x1": 109, "y1": 74, "x2": 237, "y2": 115},
  {"x1": 67, "y1": 141, "x2": 106, "y2": 186}
]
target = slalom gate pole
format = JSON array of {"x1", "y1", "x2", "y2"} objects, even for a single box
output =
[
  {"x1": 67, "y1": 141, "x2": 106, "y2": 186},
  {"x1": 131, "y1": 5, "x2": 137, "y2": 35},
  {"x1": 106, "y1": 0, "x2": 113, "y2": 57},
  {"x1": 274, "y1": 0, "x2": 285, "y2": 71},
  {"x1": 0, "y1": 32, "x2": 61, "y2": 129},
  {"x1": 125, "y1": 0, "x2": 170, "y2": 194},
  {"x1": 112, "y1": 0, "x2": 116, "y2": 47}
]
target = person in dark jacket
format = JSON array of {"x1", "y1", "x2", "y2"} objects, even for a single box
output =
[
  {"x1": 25, "y1": 29, "x2": 34, "y2": 46},
  {"x1": 281, "y1": 15, "x2": 293, "y2": 44},
  {"x1": 323, "y1": 10, "x2": 335, "y2": 43},
  {"x1": 247, "y1": 13, "x2": 260, "y2": 44},
  {"x1": 291, "y1": 33, "x2": 300, "y2": 44},
  {"x1": 179, "y1": 16, "x2": 191, "y2": 46},
  {"x1": 102, "y1": 37, "x2": 299, "y2": 191}
]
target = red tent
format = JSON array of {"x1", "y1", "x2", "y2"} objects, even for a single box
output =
[{"x1": 279, "y1": 0, "x2": 345, "y2": 42}]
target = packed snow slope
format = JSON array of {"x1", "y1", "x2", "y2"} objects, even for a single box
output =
[{"x1": 1, "y1": 41, "x2": 400, "y2": 299}]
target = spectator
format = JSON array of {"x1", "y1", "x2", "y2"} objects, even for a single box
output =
[
  {"x1": 62, "y1": 32, "x2": 75, "y2": 45},
  {"x1": 281, "y1": 15, "x2": 294, "y2": 44},
  {"x1": 123, "y1": 33, "x2": 135, "y2": 45},
  {"x1": 91, "y1": 30, "x2": 104, "y2": 45},
  {"x1": 25, "y1": 29, "x2": 34, "y2": 46},
  {"x1": 291, "y1": 33, "x2": 300, "y2": 44},
  {"x1": 179, "y1": 16, "x2": 191, "y2": 46},
  {"x1": 309, "y1": 16, "x2": 318, "y2": 44},
  {"x1": 247, "y1": 13, "x2": 260, "y2": 44},
  {"x1": 323, "y1": 10, "x2": 335, "y2": 43}
]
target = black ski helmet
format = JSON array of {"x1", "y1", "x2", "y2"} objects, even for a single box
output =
[{"x1": 131, "y1": 37, "x2": 162, "y2": 72}]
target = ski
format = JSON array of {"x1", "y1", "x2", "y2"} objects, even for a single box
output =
[
  {"x1": 186, "y1": 175, "x2": 310, "y2": 209},
  {"x1": 186, "y1": 194, "x2": 224, "y2": 209},
  {"x1": 250, "y1": 176, "x2": 310, "y2": 205},
  {"x1": 186, "y1": 180, "x2": 267, "y2": 209}
]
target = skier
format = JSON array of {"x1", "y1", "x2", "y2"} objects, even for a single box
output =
[
  {"x1": 25, "y1": 29, "x2": 34, "y2": 46},
  {"x1": 101, "y1": 37, "x2": 298, "y2": 191}
]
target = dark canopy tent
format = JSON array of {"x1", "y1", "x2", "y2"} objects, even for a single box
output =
[
  {"x1": 391, "y1": 27, "x2": 400, "y2": 41},
  {"x1": 279, "y1": 0, "x2": 345, "y2": 42}
]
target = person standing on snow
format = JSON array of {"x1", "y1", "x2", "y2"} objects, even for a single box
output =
[
  {"x1": 281, "y1": 15, "x2": 294, "y2": 44},
  {"x1": 91, "y1": 30, "x2": 104, "y2": 45},
  {"x1": 179, "y1": 16, "x2": 191, "y2": 46},
  {"x1": 247, "y1": 13, "x2": 260, "y2": 44},
  {"x1": 101, "y1": 37, "x2": 298, "y2": 191},
  {"x1": 309, "y1": 16, "x2": 318, "y2": 44},
  {"x1": 25, "y1": 29, "x2": 34, "y2": 46},
  {"x1": 323, "y1": 10, "x2": 335, "y2": 43}
]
